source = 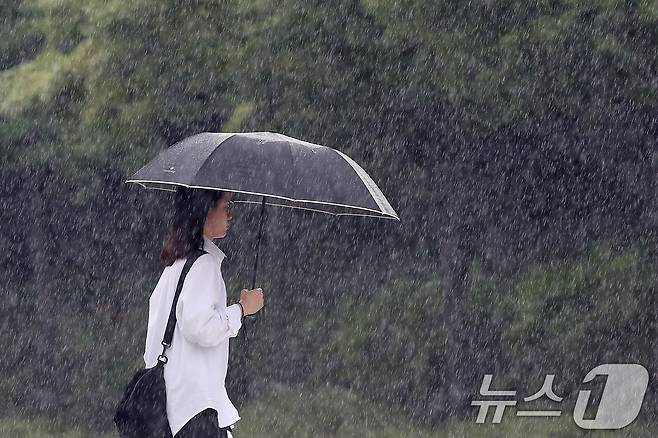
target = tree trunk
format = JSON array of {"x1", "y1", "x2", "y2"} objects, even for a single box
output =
[
  {"x1": 445, "y1": 228, "x2": 473, "y2": 416},
  {"x1": 427, "y1": 222, "x2": 474, "y2": 423},
  {"x1": 24, "y1": 165, "x2": 60, "y2": 413},
  {"x1": 640, "y1": 149, "x2": 658, "y2": 409}
]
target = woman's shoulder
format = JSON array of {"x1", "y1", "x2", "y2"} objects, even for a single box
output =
[
  {"x1": 161, "y1": 253, "x2": 217, "y2": 276},
  {"x1": 171, "y1": 251, "x2": 216, "y2": 265},
  {"x1": 188, "y1": 252, "x2": 219, "y2": 273},
  {"x1": 158, "y1": 253, "x2": 219, "y2": 284}
]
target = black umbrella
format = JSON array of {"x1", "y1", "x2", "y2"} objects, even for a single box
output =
[{"x1": 127, "y1": 132, "x2": 399, "y2": 291}]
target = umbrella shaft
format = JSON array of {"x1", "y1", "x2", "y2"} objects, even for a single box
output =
[{"x1": 251, "y1": 197, "x2": 267, "y2": 289}]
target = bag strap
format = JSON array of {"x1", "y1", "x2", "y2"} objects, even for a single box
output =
[{"x1": 157, "y1": 249, "x2": 207, "y2": 363}]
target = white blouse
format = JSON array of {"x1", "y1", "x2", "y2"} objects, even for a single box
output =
[{"x1": 143, "y1": 236, "x2": 243, "y2": 436}]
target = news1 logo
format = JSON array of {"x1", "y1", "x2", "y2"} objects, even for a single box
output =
[{"x1": 472, "y1": 364, "x2": 649, "y2": 430}]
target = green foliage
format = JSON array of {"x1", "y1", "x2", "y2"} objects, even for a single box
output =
[
  {"x1": 319, "y1": 275, "x2": 446, "y2": 419},
  {"x1": 83, "y1": 0, "x2": 260, "y2": 169},
  {"x1": 0, "y1": 1, "x2": 45, "y2": 70},
  {"x1": 0, "y1": 46, "x2": 89, "y2": 117},
  {"x1": 500, "y1": 244, "x2": 655, "y2": 389},
  {"x1": 320, "y1": 245, "x2": 656, "y2": 423},
  {"x1": 0, "y1": 0, "x2": 99, "y2": 164},
  {"x1": 4, "y1": 382, "x2": 658, "y2": 437},
  {"x1": 223, "y1": 101, "x2": 256, "y2": 132},
  {"x1": 0, "y1": 417, "x2": 115, "y2": 438},
  {"x1": 218, "y1": 382, "x2": 658, "y2": 437},
  {"x1": 361, "y1": 0, "x2": 658, "y2": 129}
]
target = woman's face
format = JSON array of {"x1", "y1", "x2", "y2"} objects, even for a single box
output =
[{"x1": 203, "y1": 192, "x2": 233, "y2": 239}]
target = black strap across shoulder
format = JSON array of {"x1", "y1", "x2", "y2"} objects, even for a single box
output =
[{"x1": 157, "y1": 249, "x2": 207, "y2": 363}]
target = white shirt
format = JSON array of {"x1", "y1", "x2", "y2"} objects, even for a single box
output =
[{"x1": 143, "y1": 236, "x2": 243, "y2": 436}]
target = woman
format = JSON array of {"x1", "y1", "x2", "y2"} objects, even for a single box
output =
[{"x1": 143, "y1": 187, "x2": 264, "y2": 438}]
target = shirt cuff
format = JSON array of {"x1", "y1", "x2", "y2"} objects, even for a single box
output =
[{"x1": 226, "y1": 303, "x2": 243, "y2": 337}]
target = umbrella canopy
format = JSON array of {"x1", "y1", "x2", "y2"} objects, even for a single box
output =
[{"x1": 126, "y1": 132, "x2": 399, "y2": 220}]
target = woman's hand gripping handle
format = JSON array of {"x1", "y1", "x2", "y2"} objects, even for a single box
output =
[{"x1": 239, "y1": 288, "x2": 264, "y2": 319}]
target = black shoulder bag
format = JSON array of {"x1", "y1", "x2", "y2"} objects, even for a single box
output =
[{"x1": 114, "y1": 250, "x2": 207, "y2": 438}]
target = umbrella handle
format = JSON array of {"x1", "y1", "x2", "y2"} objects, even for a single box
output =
[{"x1": 245, "y1": 196, "x2": 267, "y2": 320}]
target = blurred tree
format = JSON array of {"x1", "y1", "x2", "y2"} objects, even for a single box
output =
[
  {"x1": 353, "y1": 0, "x2": 658, "y2": 419},
  {"x1": 500, "y1": 244, "x2": 655, "y2": 401}
]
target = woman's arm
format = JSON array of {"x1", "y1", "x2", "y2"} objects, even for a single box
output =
[{"x1": 176, "y1": 255, "x2": 242, "y2": 347}]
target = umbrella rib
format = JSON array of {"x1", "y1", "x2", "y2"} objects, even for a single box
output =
[
  {"x1": 233, "y1": 199, "x2": 400, "y2": 219},
  {"x1": 332, "y1": 149, "x2": 398, "y2": 218}
]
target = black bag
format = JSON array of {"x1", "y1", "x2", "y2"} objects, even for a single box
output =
[{"x1": 114, "y1": 250, "x2": 207, "y2": 438}]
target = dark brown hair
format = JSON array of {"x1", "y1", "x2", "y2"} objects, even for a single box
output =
[{"x1": 160, "y1": 187, "x2": 224, "y2": 266}]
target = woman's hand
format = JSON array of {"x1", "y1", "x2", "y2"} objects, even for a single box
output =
[{"x1": 239, "y1": 288, "x2": 264, "y2": 316}]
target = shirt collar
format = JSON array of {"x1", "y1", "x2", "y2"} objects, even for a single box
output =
[{"x1": 202, "y1": 236, "x2": 227, "y2": 262}]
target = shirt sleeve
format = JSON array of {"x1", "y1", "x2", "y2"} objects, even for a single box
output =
[{"x1": 176, "y1": 254, "x2": 242, "y2": 347}]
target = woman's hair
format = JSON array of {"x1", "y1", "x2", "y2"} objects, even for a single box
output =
[{"x1": 160, "y1": 187, "x2": 224, "y2": 266}]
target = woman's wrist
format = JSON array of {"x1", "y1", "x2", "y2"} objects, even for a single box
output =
[{"x1": 237, "y1": 301, "x2": 245, "y2": 319}]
